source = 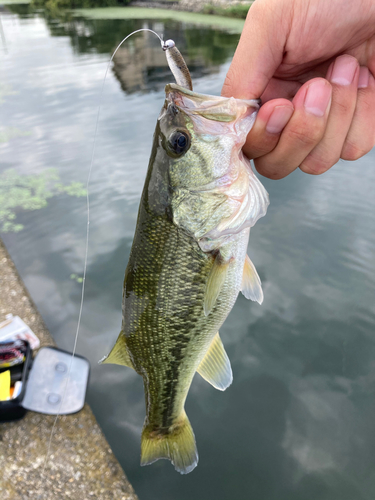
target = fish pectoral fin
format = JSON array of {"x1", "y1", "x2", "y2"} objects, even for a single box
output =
[
  {"x1": 99, "y1": 331, "x2": 135, "y2": 369},
  {"x1": 197, "y1": 332, "x2": 233, "y2": 391},
  {"x1": 203, "y1": 255, "x2": 229, "y2": 316},
  {"x1": 241, "y1": 254, "x2": 263, "y2": 305}
]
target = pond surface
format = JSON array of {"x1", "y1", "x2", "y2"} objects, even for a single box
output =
[{"x1": 1, "y1": 5, "x2": 375, "y2": 500}]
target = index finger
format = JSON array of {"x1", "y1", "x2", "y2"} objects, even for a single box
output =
[{"x1": 221, "y1": 0, "x2": 287, "y2": 99}]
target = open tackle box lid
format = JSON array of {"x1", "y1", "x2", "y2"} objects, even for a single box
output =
[
  {"x1": 0, "y1": 314, "x2": 40, "y2": 350},
  {"x1": 21, "y1": 347, "x2": 90, "y2": 415}
]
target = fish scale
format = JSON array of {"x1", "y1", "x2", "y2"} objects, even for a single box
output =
[{"x1": 124, "y1": 208, "x2": 235, "y2": 427}]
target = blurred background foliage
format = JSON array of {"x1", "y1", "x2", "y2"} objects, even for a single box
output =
[
  {"x1": 31, "y1": 0, "x2": 131, "y2": 13},
  {"x1": 27, "y1": 0, "x2": 251, "y2": 18}
]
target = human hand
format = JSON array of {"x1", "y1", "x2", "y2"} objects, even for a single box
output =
[{"x1": 222, "y1": 0, "x2": 375, "y2": 179}]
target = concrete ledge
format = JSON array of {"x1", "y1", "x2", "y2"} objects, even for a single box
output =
[{"x1": 0, "y1": 239, "x2": 138, "y2": 500}]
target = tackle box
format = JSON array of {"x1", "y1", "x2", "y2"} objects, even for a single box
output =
[
  {"x1": 0, "y1": 344, "x2": 90, "y2": 422},
  {"x1": 0, "y1": 340, "x2": 32, "y2": 421}
]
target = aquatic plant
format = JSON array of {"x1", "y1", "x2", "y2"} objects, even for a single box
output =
[
  {"x1": 70, "y1": 273, "x2": 84, "y2": 282},
  {"x1": 0, "y1": 169, "x2": 86, "y2": 233},
  {"x1": 202, "y1": 3, "x2": 252, "y2": 19},
  {"x1": 0, "y1": 128, "x2": 31, "y2": 144},
  {"x1": 0, "y1": 84, "x2": 18, "y2": 106}
]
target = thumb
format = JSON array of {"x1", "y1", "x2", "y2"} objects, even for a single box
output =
[{"x1": 222, "y1": 0, "x2": 288, "y2": 99}]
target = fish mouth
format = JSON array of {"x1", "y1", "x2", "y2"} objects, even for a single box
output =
[{"x1": 165, "y1": 83, "x2": 260, "y2": 123}]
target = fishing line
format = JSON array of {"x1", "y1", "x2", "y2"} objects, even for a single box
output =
[{"x1": 42, "y1": 28, "x2": 168, "y2": 480}]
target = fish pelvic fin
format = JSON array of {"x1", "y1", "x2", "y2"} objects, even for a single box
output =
[
  {"x1": 204, "y1": 255, "x2": 229, "y2": 316},
  {"x1": 241, "y1": 254, "x2": 263, "y2": 305},
  {"x1": 197, "y1": 332, "x2": 233, "y2": 391},
  {"x1": 99, "y1": 331, "x2": 135, "y2": 369},
  {"x1": 141, "y1": 412, "x2": 198, "y2": 475}
]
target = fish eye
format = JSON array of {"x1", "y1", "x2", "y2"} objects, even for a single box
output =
[{"x1": 168, "y1": 130, "x2": 190, "y2": 156}]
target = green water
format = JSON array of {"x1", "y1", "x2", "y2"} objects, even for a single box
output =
[{"x1": 1, "y1": 5, "x2": 375, "y2": 500}]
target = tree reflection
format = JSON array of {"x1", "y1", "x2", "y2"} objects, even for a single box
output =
[{"x1": 6, "y1": 4, "x2": 240, "y2": 93}]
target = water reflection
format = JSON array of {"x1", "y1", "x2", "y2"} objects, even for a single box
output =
[
  {"x1": 5, "y1": 5, "x2": 240, "y2": 93},
  {"x1": 110, "y1": 27, "x2": 237, "y2": 93},
  {"x1": 1, "y1": 5, "x2": 375, "y2": 500},
  {"x1": 113, "y1": 32, "x2": 169, "y2": 93}
]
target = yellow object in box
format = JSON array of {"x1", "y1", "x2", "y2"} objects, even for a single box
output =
[{"x1": 0, "y1": 369, "x2": 11, "y2": 401}]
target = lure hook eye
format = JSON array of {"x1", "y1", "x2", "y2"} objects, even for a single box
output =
[
  {"x1": 167, "y1": 130, "x2": 191, "y2": 157},
  {"x1": 162, "y1": 39, "x2": 175, "y2": 51}
]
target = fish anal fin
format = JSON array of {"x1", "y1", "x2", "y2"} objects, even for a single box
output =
[
  {"x1": 241, "y1": 254, "x2": 263, "y2": 304},
  {"x1": 141, "y1": 411, "x2": 198, "y2": 475},
  {"x1": 99, "y1": 331, "x2": 134, "y2": 369},
  {"x1": 204, "y1": 255, "x2": 229, "y2": 316},
  {"x1": 197, "y1": 332, "x2": 233, "y2": 391}
]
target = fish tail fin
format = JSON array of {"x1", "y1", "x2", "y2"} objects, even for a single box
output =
[{"x1": 141, "y1": 412, "x2": 198, "y2": 474}]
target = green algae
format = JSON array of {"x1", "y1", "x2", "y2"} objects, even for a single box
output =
[
  {"x1": 75, "y1": 7, "x2": 245, "y2": 32},
  {"x1": 0, "y1": 169, "x2": 86, "y2": 233}
]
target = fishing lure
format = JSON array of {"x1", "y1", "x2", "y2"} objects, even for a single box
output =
[{"x1": 162, "y1": 39, "x2": 193, "y2": 91}]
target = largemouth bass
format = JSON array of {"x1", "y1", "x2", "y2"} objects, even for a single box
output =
[{"x1": 101, "y1": 83, "x2": 269, "y2": 474}]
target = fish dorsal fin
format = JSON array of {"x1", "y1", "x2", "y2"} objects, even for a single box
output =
[
  {"x1": 241, "y1": 254, "x2": 263, "y2": 304},
  {"x1": 99, "y1": 331, "x2": 134, "y2": 369},
  {"x1": 204, "y1": 255, "x2": 229, "y2": 316},
  {"x1": 197, "y1": 332, "x2": 233, "y2": 391}
]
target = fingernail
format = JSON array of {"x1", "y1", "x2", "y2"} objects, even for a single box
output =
[
  {"x1": 266, "y1": 106, "x2": 294, "y2": 134},
  {"x1": 330, "y1": 55, "x2": 358, "y2": 85},
  {"x1": 358, "y1": 66, "x2": 369, "y2": 88},
  {"x1": 304, "y1": 80, "x2": 331, "y2": 117}
]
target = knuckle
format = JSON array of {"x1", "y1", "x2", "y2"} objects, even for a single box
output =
[
  {"x1": 254, "y1": 158, "x2": 286, "y2": 180},
  {"x1": 245, "y1": 137, "x2": 278, "y2": 158},
  {"x1": 341, "y1": 139, "x2": 372, "y2": 161},
  {"x1": 300, "y1": 154, "x2": 335, "y2": 175},
  {"x1": 331, "y1": 94, "x2": 354, "y2": 116},
  {"x1": 287, "y1": 122, "x2": 322, "y2": 149}
]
